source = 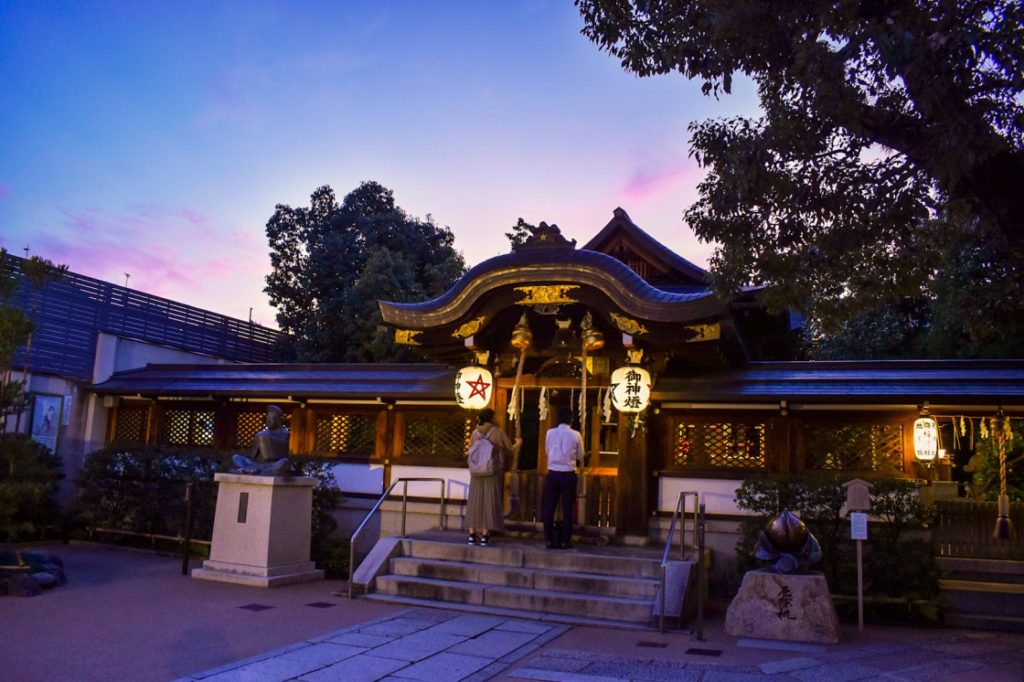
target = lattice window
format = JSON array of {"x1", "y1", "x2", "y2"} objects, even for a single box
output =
[
  {"x1": 673, "y1": 421, "x2": 766, "y2": 469},
  {"x1": 403, "y1": 415, "x2": 472, "y2": 460},
  {"x1": 805, "y1": 423, "x2": 904, "y2": 472},
  {"x1": 314, "y1": 414, "x2": 377, "y2": 455},
  {"x1": 113, "y1": 406, "x2": 148, "y2": 444},
  {"x1": 163, "y1": 409, "x2": 216, "y2": 446},
  {"x1": 234, "y1": 411, "x2": 265, "y2": 449}
]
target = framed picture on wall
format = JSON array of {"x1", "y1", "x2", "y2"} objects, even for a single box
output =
[{"x1": 30, "y1": 393, "x2": 63, "y2": 453}]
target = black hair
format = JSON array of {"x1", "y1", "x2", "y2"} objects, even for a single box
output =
[
  {"x1": 557, "y1": 406, "x2": 573, "y2": 425},
  {"x1": 478, "y1": 408, "x2": 495, "y2": 424}
]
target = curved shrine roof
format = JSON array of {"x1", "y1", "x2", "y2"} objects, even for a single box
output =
[{"x1": 379, "y1": 246, "x2": 722, "y2": 330}]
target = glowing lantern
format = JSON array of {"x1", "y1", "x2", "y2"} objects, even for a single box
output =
[
  {"x1": 610, "y1": 366, "x2": 651, "y2": 413},
  {"x1": 913, "y1": 416, "x2": 938, "y2": 463},
  {"x1": 455, "y1": 366, "x2": 493, "y2": 410}
]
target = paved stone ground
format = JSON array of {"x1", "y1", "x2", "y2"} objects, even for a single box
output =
[
  {"x1": 175, "y1": 609, "x2": 569, "y2": 682},
  {"x1": 180, "y1": 607, "x2": 1024, "y2": 682},
  {"x1": 504, "y1": 632, "x2": 1024, "y2": 682},
  {"x1": 5, "y1": 544, "x2": 1023, "y2": 682}
]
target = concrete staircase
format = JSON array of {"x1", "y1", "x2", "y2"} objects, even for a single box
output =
[
  {"x1": 352, "y1": 535, "x2": 697, "y2": 629},
  {"x1": 939, "y1": 557, "x2": 1024, "y2": 632}
]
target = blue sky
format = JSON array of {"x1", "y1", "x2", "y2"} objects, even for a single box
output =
[{"x1": 0, "y1": 1, "x2": 759, "y2": 326}]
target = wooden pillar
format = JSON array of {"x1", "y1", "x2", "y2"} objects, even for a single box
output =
[
  {"x1": 382, "y1": 406, "x2": 396, "y2": 493},
  {"x1": 615, "y1": 411, "x2": 648, "y2": 534}
]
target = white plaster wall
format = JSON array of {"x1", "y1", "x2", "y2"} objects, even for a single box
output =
[
  {"x1": 388, "y1": 465, "x2": 467, "y2": 502},
  {"x1": 658, "y1": 477, "x2": 751, "y2": 516},
  {"x1": 328, "y1": 462, "x2": 385, "y2": 496},
  {"x1": 93, "y1": 332, "x2": 232, "y2": 384}
]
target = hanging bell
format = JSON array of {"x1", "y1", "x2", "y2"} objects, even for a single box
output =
[
  {"x1": 510, "y1": 312, "x2": 533, "y2": 350},
  {"x1": 994, "y1": 494, "x2": 1016, "y2": 541},
  {"x1": 580, "y1": 311, "x2": 605, "y2": 352}
]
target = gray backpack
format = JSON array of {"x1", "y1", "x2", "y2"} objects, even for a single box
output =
[{"x1": 468, "y1": 429, "x2": 498, "y2": 476}]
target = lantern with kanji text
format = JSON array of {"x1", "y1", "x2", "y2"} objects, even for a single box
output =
[{"x1": 610, "y1": 366, "x2": 651, "y2": 413}]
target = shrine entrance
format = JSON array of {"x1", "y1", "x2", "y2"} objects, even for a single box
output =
[
  {"x1": 378, "y1": 217, "x2": 763, "y2": 535},
  {"x1": 498, "y1": 379, "x2": 620, "y2": 533}
]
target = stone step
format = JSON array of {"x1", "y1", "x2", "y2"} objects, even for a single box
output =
[
  {"x1": 388, "y1": 556, "x2": 660, "y2": 599},
  {"x1": 403, "y1": 539, "x2": 663, "y2": 579},
  {"x1": 940, "y1": 579, "x2": 1024, "y2": 618},
  {"x1": 937, "y1": 557, "x2": 1024, "y2": 584},
  {"x1": 944, "y1": 612, "x2": 1024, "y2": 633},
  {"x1": 361, "y1": 593, "x2": 656, "y2": 631},
  {"x1": 374, "y1": 574, "x2": 655, "y2": 624}
]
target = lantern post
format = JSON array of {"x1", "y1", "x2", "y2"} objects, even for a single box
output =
[{"x1": 913, "y1": 407, "x2": 939, "y2": 481}]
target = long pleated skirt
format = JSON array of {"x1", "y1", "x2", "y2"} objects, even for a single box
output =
[{"x1": 466, "y1": 473, "x2": 504, "y2": 532}]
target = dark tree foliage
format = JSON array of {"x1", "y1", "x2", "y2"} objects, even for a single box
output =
[
  {"x1": 264, "y1": 182, "x2": 466, "y2": 362},
  {"x1": 578, "y1": 1, "x2": 1024, "y2": 357},
  {"x1": 506, "y1": 218, "x2": 536, "y2": 250}
]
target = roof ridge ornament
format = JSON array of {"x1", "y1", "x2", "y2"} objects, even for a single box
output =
[{"x1": 513, "y1": 221, "x2": 576, "y2": 251}]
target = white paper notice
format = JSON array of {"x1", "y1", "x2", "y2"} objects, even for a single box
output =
[{"x1": 850, "y1": 512, "x2": 868, "y2": 540}]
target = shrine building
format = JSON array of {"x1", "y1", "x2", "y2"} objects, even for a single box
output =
[{"x1": 88, "y1": 209, "x2": 1024, "y2": 544}]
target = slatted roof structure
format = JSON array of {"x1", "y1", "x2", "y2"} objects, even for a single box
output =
[
  {"x1": 6, "y1": 255, "x2": 281, "y2": 380},
  {"x1": 91, "y1": 360, "x2": 1024, "y2": 408}
]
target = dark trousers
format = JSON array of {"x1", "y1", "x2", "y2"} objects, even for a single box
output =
[{"x1": 542, "y1": 470, "x2": 577, "y2": 547}]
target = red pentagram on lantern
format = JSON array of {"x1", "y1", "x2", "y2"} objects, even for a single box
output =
[{"x1": 465, "y1": 374, "x2": 491, "y2": 401}]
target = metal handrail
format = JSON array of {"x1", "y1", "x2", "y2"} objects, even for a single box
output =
[
  {"x1": 347, "y1": 477, "x2": 447, "y2": 598},
  {"x1": 659, "y1": 490, "x2": 699, "y2": 634}
]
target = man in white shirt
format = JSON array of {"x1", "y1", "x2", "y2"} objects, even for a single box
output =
[{"x1": 542, "y1": 406, "x2": 584, "y2": 549}]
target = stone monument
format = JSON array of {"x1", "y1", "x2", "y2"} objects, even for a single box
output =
[
  {"x1": 192, "y1": 406, "x2": 323, "y2": 587},
  {"x1": 725, "y1": 511, "x2": 841, "y2": 644}
]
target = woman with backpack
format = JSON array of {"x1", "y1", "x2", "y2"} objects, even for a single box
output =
[{"x1": 466, "y1": 408, "x2": 521, "y2": 546}]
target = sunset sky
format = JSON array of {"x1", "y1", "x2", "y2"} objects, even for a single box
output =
[{"x1": 0, "y1": 1, "x2": 759, "y2": 327}]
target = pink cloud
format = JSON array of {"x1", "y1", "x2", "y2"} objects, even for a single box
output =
[
  {"x1": 32, "y1": 206, "x2": 272, "y2": 320},
  {"x1": 618, "y1": 161, "x2": 702, "y2": 203}
]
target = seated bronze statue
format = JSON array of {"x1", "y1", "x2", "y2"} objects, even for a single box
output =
[{"x1": 231, "y1": 405, "x2": 291, "y2": 476}]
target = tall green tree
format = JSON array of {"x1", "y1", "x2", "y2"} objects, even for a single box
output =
[
  {"x1": 264, "y1": 182, "x2": 466, "y2": 362},
  {"x1": 578, "y1": 0, "x2": 1024, "y2": 357}
]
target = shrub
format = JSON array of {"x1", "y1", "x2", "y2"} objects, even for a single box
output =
[
  {"x1": 73, "y1": 447, "x2": 344, "y2": 557},
  {"x1": 734, "y1": 474, "x2": 939, "y2": 617},
  {"x1": 0, "y1": 434, "x2": 63, "y2": 541},
  {"x1": 73, "y1": 446, "x2": 224, "y2": 542},
  {"x1": 290, "y1": 456, "x2": 345, "y2": 561}
]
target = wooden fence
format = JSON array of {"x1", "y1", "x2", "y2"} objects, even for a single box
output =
[{"x1": 933, "y1": 499, "x2": 1024, "y2": 560}]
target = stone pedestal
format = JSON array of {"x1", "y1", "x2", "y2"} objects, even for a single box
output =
[
  {"x1": 725, "y1": 570, "x2": 840, "y2": 644},
  {"x1": 192, "y1": 473, "x2": 324, "y2": 587}
]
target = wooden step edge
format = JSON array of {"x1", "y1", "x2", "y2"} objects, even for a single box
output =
[
  {"x1": 405, "y1": 538, "x2": 664, "y2": 566},
  {"x1": 389, "y1": 556, "x2": 661, "y2": 586},
  {"x1": 377, "y1": 574, "x2": 655, "y2": 608},
  {"x1": 360, "y1": 593, "x2": 659, "y2": 631},
  {"x1": 939, "y1": 579, "x2": 1024, "y2": 594}
]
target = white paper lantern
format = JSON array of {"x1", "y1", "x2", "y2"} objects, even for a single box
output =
[
  {"x1": 610, "y1": 366, "x2": 651, "y2": 413},
  {"x1": 913, "y1": 416, "x2": 938, "y2": 462},
  {"x1": 455, "y1": 366, "x2": 493, "y2": 410}
]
